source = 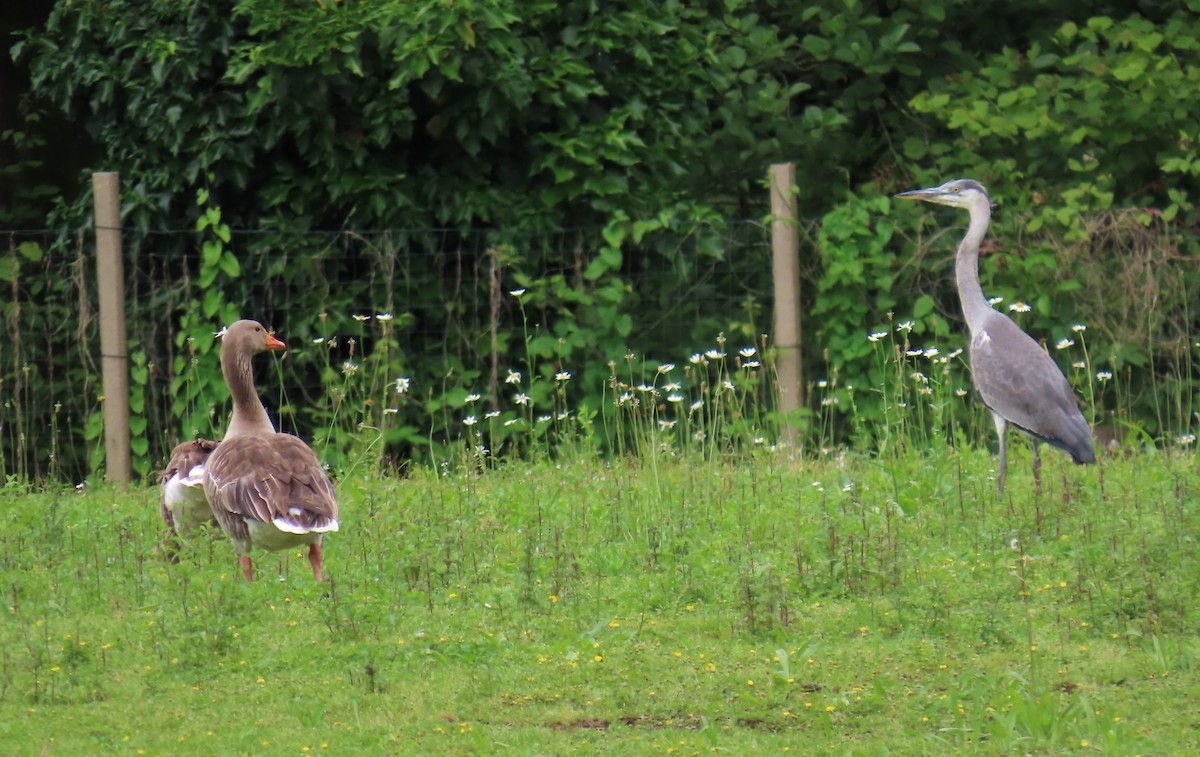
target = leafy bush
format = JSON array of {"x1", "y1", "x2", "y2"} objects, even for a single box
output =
[{"x1": 4, "y1": 1, "x2": 1200, "y2": 480}]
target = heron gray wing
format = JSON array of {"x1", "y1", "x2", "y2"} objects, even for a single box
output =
[{"x1": 969, "y1": 311, "x2": 1094, "y2": 463}]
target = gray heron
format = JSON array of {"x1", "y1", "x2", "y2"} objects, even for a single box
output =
[{"x1": 896, "y1": 179, "x2": 1095, "y2": 493}]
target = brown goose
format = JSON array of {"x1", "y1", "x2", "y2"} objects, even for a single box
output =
[
  {"x1": 159, "y1": 438, "x2": 220, "y2": 538},
  {"x1": 203, "y1": 320, "x2": 339, "y2": 582}
]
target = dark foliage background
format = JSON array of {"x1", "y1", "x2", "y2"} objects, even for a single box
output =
[{"x1": 2, "y1": 0, "x2": 1198, "y2": 481}]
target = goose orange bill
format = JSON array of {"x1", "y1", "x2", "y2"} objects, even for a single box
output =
[{"x1": 266, "y1": 333, "x2": 286, "y2": 350}]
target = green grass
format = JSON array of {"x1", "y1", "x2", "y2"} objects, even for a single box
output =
[{"x1": 2, "y1": 443, "x2": 1199, "y2": 755}]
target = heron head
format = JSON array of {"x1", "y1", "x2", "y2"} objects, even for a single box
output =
[{"x1": 896, "y1": 179, "x2": 991, "y2": 210}]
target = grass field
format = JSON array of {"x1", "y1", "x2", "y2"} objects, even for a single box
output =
[{"x1": 2, "y1": 442, "x2": 1198, "y2": 755}]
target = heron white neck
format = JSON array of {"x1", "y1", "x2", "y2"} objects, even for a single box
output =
[
  {"x1": 955, "y1": 200, "x2": 994, "y2": 335},
  {"x1": 221, "y1": 347, "x2": 276, "y2": 438}
]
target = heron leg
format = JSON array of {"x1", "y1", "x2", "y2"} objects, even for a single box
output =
[
  {"x1": 1031, "y1": 443, "x2": 1042, "y2": 494},
  {"x1": 992, "y1": 413, "x2": 1008, "y2": 495}
]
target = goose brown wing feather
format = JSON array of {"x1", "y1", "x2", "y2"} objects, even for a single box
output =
[
  {"x1": 159, "y1": 438, "x2": 219, "y2": 489},
  {"x1": 204, "y1": 434, "x2": 338, "y2": 527},
  {"x1": 159, "y1": 438, "x2": 220, "y2": 525}
]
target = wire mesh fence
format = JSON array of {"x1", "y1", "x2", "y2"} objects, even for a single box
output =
[
  {"x1": 2, "y1": 219, "x2": 825, "y2": 483},
  {"x1": 4, "y1": 207, "x2": 1198, "y2": 485}
]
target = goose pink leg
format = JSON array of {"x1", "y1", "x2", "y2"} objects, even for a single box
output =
[
  {"x1": 239, "y1": 555, "x2": 254, "y2": 582},
  {"x1": 308, "y1": 543, "x2": 325, "y2": 582}
]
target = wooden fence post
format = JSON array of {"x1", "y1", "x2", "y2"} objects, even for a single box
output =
[
  {"x1": 769, "y1": 164, "x2": 803, "y2": 446},
  {"x1": 93, "y1": 172, "x2": 132, "y2": 485}
]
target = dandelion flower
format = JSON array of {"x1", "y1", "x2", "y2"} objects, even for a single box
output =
[
  {"x1": 1056, "y1": 339, "x2": 1074, "y2": 350},
  {"x1": 394, "y1": 377, "x2": 411, "y2": 394},
  {"x1": 1008, "y1": 302, "x2": 1031, "y2": 313},
  {"x1": 555, "y1": 371, "x2": 572, "y2": 382}
]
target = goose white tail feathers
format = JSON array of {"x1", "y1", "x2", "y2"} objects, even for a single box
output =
[
  {"x1": 166, "y1": 463, "x2": 206, "y2": 491},
  {"x1": 273, "y1": 512, "x2": 340, "y2": 535}
]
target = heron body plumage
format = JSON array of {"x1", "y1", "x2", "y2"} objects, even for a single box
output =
[{"x1": 897, "y1": 179, "x2": 1095, "y2": 493}]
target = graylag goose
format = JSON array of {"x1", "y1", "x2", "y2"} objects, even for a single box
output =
[
  {"x1": 203, "y1": 320, "x2": 339, "y2": 582},
  {"x1": 159, "y1": 438, "x2": 220, "y2": 537}
]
